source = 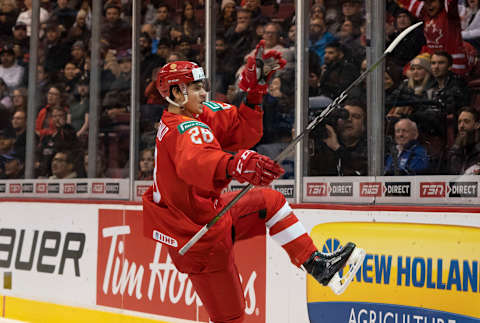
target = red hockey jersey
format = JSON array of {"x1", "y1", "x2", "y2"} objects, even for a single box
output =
[
  {"x1": 142, "y1": 100, "x2": 263, "y2": 257},
  {"x1": 400, "y1": 0, "x2": 468, "y2": 75}
]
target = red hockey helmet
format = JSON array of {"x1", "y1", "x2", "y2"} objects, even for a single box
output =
[{"x1": 156, "y1": 61, "x2": 207, "y2": 98}]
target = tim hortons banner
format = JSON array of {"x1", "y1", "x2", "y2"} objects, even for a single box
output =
[{"x1": 97, "y1": 209, "x2": 267, "y2": 322}]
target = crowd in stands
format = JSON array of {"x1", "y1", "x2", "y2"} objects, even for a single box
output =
[{"x1": 0, "y1": 0, "x2": 480, "y2": 181}]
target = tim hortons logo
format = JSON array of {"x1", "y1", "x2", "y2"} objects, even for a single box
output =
[
  {"x1": 419, "y1": 182, "x2": 446, "y2": 198},
  {"x1": 307, "y1": 183, "x2": 328, "y2": 196},
  {"x1": 100, "y1": 225, "x2": 260, "y2": 320},
  {"x1": 359, "y1": 182, "x2": 382, "y2": 197}
]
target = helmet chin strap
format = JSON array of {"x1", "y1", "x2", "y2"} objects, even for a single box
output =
[{"x1": 167, "y1": 83, "x2": 189, "y2": 108}]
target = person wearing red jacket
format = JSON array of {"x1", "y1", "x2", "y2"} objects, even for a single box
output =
[
  {"x1": 142, "y1": 41, "x2": 365, "y2": 323},
  {"x1": 392, "y1": 0, "x2": 469, "y2": 75}
]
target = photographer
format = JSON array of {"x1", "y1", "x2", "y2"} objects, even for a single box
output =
[{"x1": 308, "y1": 98, "x2": 367, "y2": 176}]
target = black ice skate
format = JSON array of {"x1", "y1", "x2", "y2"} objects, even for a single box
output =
[{"x1": 303, "y1": 242, "x2": 365, "y2": 295}]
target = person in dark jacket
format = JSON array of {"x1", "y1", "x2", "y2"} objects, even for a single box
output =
[
  {"x1": 447, "y1": 107, "x2": 480, "y2": 174},
  {"x1": 385, "y1": 118, "x2": 429, "y2": 175},
  {"x1": 309, "y1": 98, "x2": 368, "y2": 176}
]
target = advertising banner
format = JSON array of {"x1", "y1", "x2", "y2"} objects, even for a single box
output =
[
  {"x1": 306, "y1": 222, "x2": 480, "y2": 323},
  {"x1": 97, "y1": 209, "x2": 266, "y2": 323},
  {"x1": 0, "y1": 203, "x2": 97, "y2": 305}
]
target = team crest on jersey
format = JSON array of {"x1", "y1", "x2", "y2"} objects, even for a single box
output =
[
  {"x1": 203, "y1": 101, "x2": 232, "y2": 111},
  {"x1": 177, "y1": 120, "x2": 210, "y2": 134}
]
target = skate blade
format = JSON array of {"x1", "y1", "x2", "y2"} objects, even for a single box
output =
[{"x1": 328, "y1": 247, "x2": 366, "y2": 295}]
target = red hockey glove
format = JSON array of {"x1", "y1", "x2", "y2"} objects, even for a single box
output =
[
  {"x1": 227, "y1": 150, "x2": 285, "y2": 186},
  {"x1": 239, "y1": 40, "x2": 287, "y2": 105}
]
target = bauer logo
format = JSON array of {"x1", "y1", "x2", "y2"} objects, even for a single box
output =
[
  {"x1": 9, "y1": 183, "x2": 21, "y2": 193},
  {"x1": 0, "y1": 183, "x2": 5, "y2": 193},
  {"x1": 329, "y1": 182, "x2": 353, "y2": 196},
  {"x1": 106, "y1": 183, "x2": 119, "y2": 194},
  {"x1": 419, "y1": 182, "x2": 446, "y2": 198},
  {"x1": 92, "y1": 183, "x2": 105, "y2": 194},
  {"x1": 36, "y1": 183, "x2": 47, "y2": 193},
  {"x1": 48, "y1": 183, "x2": 60, "y2": 193},
  {"x1": 384, "y1": 182, "x2": 411, "y2": 197},
  {"x1": 359, "y1": 182, "x2": 382, "y2": 197},
  {"x1": 448, "y1": 182, "x2": 477, "y2": 198},
  {"x1": 76, "y1": 183, "x2": 88, "y2": 193},
  {"x1": 22, "y1": 183, "x2": 33, "y2": 193},
  {"x1": 307, "y1": 222, "x2": 480, "y2": 323},
  {"x1": 307, "y1": 183, "x2": 328, "y2": 196},
  {"x1": 274, "y1": 184, "x2": 294, "y2": 198}
]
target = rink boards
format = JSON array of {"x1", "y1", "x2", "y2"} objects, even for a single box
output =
[{"x1": 0, "y1": 200, "x2": 478, "y2": 323}]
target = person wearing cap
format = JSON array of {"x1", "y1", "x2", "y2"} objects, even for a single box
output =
[
  {"x1": 12, "y1": 22, "x2": 29, "y2": 52},
  {"x1": 340, "y1": 0, "x2": 363, "y2": 24},
  {"x1": 217, "y1": 0, "x2": 236, "y2": 34},
  {"x1": 0, "y1": 151, "x2": 24, "y2": 179},
  {"x1": 43, "y1": 23, "x2": 71, "y2": 79},
  {"x1": 0, "y1": 43, "x2": 24, "y2": 93},
  {"x1": 70, "y1": 40, "x2": 87, "y2": 69}
]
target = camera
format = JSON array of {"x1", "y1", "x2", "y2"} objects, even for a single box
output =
[{"x1": 310, "y1": 106, "x2": 350, "y2": 139}]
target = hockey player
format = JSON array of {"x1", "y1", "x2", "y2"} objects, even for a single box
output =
[{"x1": 142, "y1": 41, "x2": 365, "y2": 322}]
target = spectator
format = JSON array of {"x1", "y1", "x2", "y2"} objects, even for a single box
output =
[
  {"x1": 217, "y1": 0, "x2": 236, "y2": 35},
  {"x1": 175, "y1": 35, "x2": 200, "y2": 62},
  {"x1": 35, "y1": 84, "x2": 70, "y2": 139},
  {"x1": 309, "y1": 15, "x2": 337, "y2": 66},
  {"x1": 59, "y1": 61, "x2": 81, "y2": 99},
  {"x1": 385, "y1": 118, "x2": 430, "y2": 175},
  {"x1": 108, "y1": 50, "x2": 131, "y2": 92},
  {"x1": 38, "y1": 106, "x2": 77, "y2": 177},
  {"x1": 179, "y1": 2, "x2": 203, "y2": 43},
  {"x1": 69, "y1": 77, "x2": 89, "y2": 137},
  {"x1": 155, "y1": 37, "x2": 171, "y2": 61},
  {"x1": 447, "y1": 107, "x2": 480, "y2": 174},
  {"x1": 386, "y1": 6, "x2": 425, "y2": 66},
  {"x1": 70, "y1": 40, "x2": 87, "y2": 71},
  {"x1": 82, "y1": 150, "x2": 106, "y2": 178},
  {"x1": 459, "y1": 0, "x2": 480, "y2": 51},
  {"x1": 335, "y1": 17, "x2": 365, "y2": 67},
  {"x1": 389, "y1": 53, "x2": 433, "y2": 110},
  {"x1": 66, "y1": 9, "x2": 90, "y2": 44},
  {"x1": 244, "y1": 22, "x2": 292, "y2": 64},
  {"x1": 317, "y1": 41, "x2": 360, "y2": 100},
  {"x1": 426, "y1": 51, "x2": 469, "y2": 145},
  {"x1": 225, "y1": 8, "x2": 256, "y2": 72},
  {"x1": 215, "y1": 35, "x2": 236, "y2": 95},
  {"x1": 140, "y1": 32, "x2": 164, "y2": 104},
  {"x1": 35, "y1": 65, "x2": 49, "y2": 109},
  {"x1": 50, "y1": 0, "x2": 76, "y2": 32},
  {"x1": 11, "y1": 87, "x2": 27, "y2": 112},
  {"x1": 11, "y1": 109, "x2": 26, "y2": 155},
  {"x1": 0, "y1": 1, "x2": 19, "y2": 43},
  {"x1": 43, "y1": 22, "x2": 71, "y2": 82},
  {"x1": 0, "y1": 78, "x2": 12, "y2": 110},
  {"x1": 49, "y1": 150, "x2": 77, "y2": 179},
  {"x1": 242, "y1": 0, "x2": 269, "y2": 28},
  {"x1": 11, "y1": 22, "x2": 29, "y2": 54},
  {"x1": 0, "y1": 125, "x2": 15, "y2": 176},
  {"x1": 309, "y1": 98, "x2": 368, "y2": 176},
  {"x1": 0, "y1": 43, "x2": 24, "y2": 93},
  {"x1": 389, "y1": 0, "x2": 468, "y2": 75},
  {"x1": 0, "y1": 151, "x2": 24, "y2": 179},
  {"x1": 340, "y1": 0, "x2": 364, "y2": 23},
  {"x1": 152, "y1": 4, "x2": 175, "y2": 42},
  {"x1": 137, "y1": 147, "x2": 154, "y2": 180},
  {"x1": 16, "y1": 0, "x2": 49, "y2": 37},
  {"x1": 101, "y1": 3, "x2": 131, "y2": 51}
]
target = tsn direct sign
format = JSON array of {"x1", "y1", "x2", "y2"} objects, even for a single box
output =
[{"x1": 97, "y1": 209, "x2": 266, "y2": 323}]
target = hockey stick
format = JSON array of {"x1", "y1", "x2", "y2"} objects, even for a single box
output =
[{"x1": 179, "y1": 21, "x2": 423, "y2": 256}]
